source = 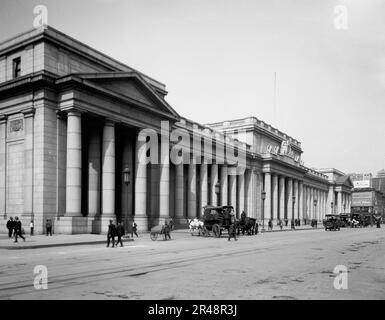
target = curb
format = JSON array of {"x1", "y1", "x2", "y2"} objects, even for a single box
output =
[{"x1": 0, "y1": 238, "x2": 136, "y2": 250}]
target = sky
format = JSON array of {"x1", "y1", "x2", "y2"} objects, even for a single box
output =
[{"x1": 0, "y1": 0, "x2": 384, "y2": 175}]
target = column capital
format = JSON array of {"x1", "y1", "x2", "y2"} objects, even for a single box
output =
[
  {"x1": 104, "y1": 119, "x2": 116, "y2": 127},
  {"x1": 21, "y1": 107, "x2": 35, "y2": 118},
  {"x1": 66, "y1": 108, "x2": 83, "y2": 117}
]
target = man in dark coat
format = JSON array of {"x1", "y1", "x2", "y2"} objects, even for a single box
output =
[
  {"x1": 163, "y1": 222, "x2": 171, "y2": 240},
  {"x1": 46, "y1": 219, "x2": 52, "y2": 236},
  {"x1": 14, "y1": 217, "x2": 25, "y2": 242},
  {"x1": 228, "y1": 213, "x2": 238, "y2": 241},
  {"x1": 116, "y1": 222, "x2": 125, "y2": 247},
  {"x1": 106, "y1": 220, "x2": 116, "y2": 248},
  {"x1": 6, "y1": 217, "x2": 14, "y2": 238}
]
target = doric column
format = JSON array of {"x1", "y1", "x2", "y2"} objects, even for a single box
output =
[
  {"x1": 238, "y1": 173, "x2": 245, "y2": 215},
  {"x1": 21, "y1": 108, "x2": 35, "y2": 220},
  {"x1": 188, "y1": 164, "x2": 197, "y2": 218},
  {"x1": 256, "y1": 171, "x2": 263, "y2": 220},
  {"x1": 309, "y1": 188, "x2": 314, "y2": 219},
  {"x1": 337, "y1": 191, "x2": 342, "y2": 214},
  {"x1": 134, "y1": 135, "x2": 148, "y2": 230},
  {"x1": 200, "y1": 163, "x2": 208, "y2": 213},
  {"x1": 159, "y1": 122, "x2": 170, "y2": 220},
  {"x1": 293, "y1": 179, "x2": 299, "y2": 219},
  {"x1": 0, "y1": 115, "x2": 7, "y2": 219},
  {"x1": 272, "y1": 174, "x2": 278, "y2": 221},
  {"x1": 246, "y1": 169, "x2": 255, "y2": 218},
  {"x1": 220, "y1": 165, "x2": 228, "y2": 206},
  {"x1": 88, "y1": 127, "x2": 101, "y2": 217},
  {"x1": 174, "y1": 164, "x2": 184, "y2": 221},
  {"x1": 278, "y1": 176, "x2": 285, "y2": 220},
  {"x1": 102, "y1": 121, "x2": 115, "y2": 218},
  {"x1": 228, "y1": 168, "x2": 237, "y2": 216},
  {"x1": 264, "y1": 172, "x2": 271, "y2": 223},
  {"x1": 210, "y1": 164, "x2": 219, "y2": 205},
  {"x1": 298, "y1": 181, "x2": 304, "y2": 221},
  {"x1": 327, "y1": 186, "x2": 334, "y2": 214},
  {"x1": 287, "y1": 178, "x2": 293, "y2": 220},
  {"x1": 65, "y1": 110, "x2": 82, "y2": 217}
]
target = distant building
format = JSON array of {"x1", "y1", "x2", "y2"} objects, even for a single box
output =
[{"x1": 349, "y1": 170, "x2": 385, "y2": 218}]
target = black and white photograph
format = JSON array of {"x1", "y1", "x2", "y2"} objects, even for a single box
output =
[{"x1": 0, "y1": 0, "x2": 384, "y2": 307}]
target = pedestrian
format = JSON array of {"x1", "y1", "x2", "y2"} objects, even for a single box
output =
[
  {"x1": 131, "y1": 220, "x2": 138, "y2": 238},
  {"x1": 291, "y1": 220, "x2": 295, "y2": 230},
  {"x1": 6, "y1": 217, "x2": 14, "y2": 238},
  {"x1": 30, "y1": 220, "x2": 34, "y2": 236},
  {"x1": 164, "y1": 222, "x2": 171, "y2": 240},
  {"x1": 268, "y1": 219, "x2": 273, "y2": 231},
  {"x1": 255, "y1": 222, "x2": 259, "y2": 235},
  {"x1": 116, "y1": 222, "x2": 125, "y2": 247},
  {"x1": 278, "y1": 219, "x2": 283, "y2": 230},
  {"x1": 228, "y1": 213, "x2": 238, "y2": 241},
  {"x1": 14, "y1": 217, "x2": 25, "y2": 243},
  {"x1": 106, "y1": 220, "x2": 116, "y2": 248},
  {"x1": 46, "y1": 219, "x2": 52, "y2": 236}
]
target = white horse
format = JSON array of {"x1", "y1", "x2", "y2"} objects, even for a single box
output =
[{"x1": 188, "y1": 218, "x2": 204, "y2": 235}]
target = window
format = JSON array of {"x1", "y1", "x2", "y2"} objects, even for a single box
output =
[{"x1": 13, "y1": 57, "x2": 21, "y2": 78}]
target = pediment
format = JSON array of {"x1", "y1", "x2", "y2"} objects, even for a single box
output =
[{"x1": 70, "y1": 72, "x2": 180, "y2": 119}]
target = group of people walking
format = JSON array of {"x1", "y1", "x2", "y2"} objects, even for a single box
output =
[
  {"x1": 6, "y1": 217, "x2": 25, "y2": 242},
  {"x1": 106, "y1": 220, "x2": 138, "y2": 248}
]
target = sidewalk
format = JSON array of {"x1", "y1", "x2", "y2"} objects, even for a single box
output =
[
  {"x1": 260, "y1": 224, "x2": 317, "y2": 233},
  {"x1": 0, "y1": 229, "x2": 193, "y2": 250},
  {"x1": 0, "y1": 226, "x2": 318, "y2": 250}
]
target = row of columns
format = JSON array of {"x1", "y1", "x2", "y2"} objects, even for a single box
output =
[
  {"x1": 174, "y1": 164, "x2": 260, "y2": 221},
  {"x1": 263, "y1": 172, "x2": 330, "y2": 222},
  {"x1": 64, "y1": 110, "x2": 261, "y2": 230}
]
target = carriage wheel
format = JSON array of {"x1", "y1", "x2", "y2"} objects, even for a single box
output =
[
  {"x1": 213, "y1": 224, "x2": 220, "y2": 238},
  {"x1": 150, "y1": 232, "x2": 158, "y2": 241},
  {"x1": 202, "y1": 227, "x2": 209, "y2": 237}
]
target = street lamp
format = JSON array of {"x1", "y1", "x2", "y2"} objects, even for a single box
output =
[
  {"x1": 261, "y1": 190, "x2": 266, "y2": 232},
  {"x1": 215, "y1": 181, "x2": 221, "y2": 206},
  {"x1": 292, "y1": 196, "x2": 296, "y2": 229},
  {"x1": 123, "y1": 167, "x2": 131, "y2": 228},
  {"x1": 313, "y1": 199, "x2": 318, "y2": 221}
]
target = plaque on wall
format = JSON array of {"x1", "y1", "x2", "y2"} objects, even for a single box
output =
[{"x1": 7, "y1": 118, "x2": 24, "y2": 139}]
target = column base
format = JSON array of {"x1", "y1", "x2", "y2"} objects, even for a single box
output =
[
  {"x1": 55, "y1": 216, "x2": 89, "y2": 234},
  {"x1": 173, "y1": 217, "x2": 189, "y2": 229}
]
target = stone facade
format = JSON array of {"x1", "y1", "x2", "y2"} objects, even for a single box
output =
[{"x1": 0, "y1": 27, "x2": 353, "y2": 234}]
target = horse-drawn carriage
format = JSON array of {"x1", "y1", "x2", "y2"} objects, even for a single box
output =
[
  {"x1": 201, "y1": 205, "x2": 235, "y2": 237},
  {"x1": 237, "y1": 211, "x2": 257, "y2": 235}
]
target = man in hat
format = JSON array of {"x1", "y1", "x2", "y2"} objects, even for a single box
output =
[
  {"x1": 14, "y1": 217, "x2": 25, "y2": 243},
  {"x1": 106, "y1": 220, "x2": 116, "y2": 248},
  {"x1": 116, "y1": 221, "x2": 125, "y2": 247},
  {"x1": 6, "y1": 217, "x2": 14, "y2": 238},
  {"x1": 228, "y1": 210, "x2": 238, "y2": 241}
]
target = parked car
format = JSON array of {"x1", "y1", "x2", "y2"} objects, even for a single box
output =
[{"x1": 323, "y1": 214, "x2": 341, "y2": 231}]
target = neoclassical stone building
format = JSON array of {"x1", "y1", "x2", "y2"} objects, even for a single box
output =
[{"x1": 0, "y1": 27, "x2": 353, "y2": 234}]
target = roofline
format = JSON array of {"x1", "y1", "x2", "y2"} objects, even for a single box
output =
[{"x1": 0, "y1": 25, "x2": 166, "y2": 92}]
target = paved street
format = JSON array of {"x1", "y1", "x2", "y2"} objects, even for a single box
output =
[{"x1": 0, "y1": 228, "x2": 384, "y2": 300}]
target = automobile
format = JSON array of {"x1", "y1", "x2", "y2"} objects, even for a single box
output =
[
  {"x1": 323, "y1": 214, "x2": 341, "y2": 231},
  {"x1": 339, "y1": 214, "x2": 350, "y2": 227}
]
